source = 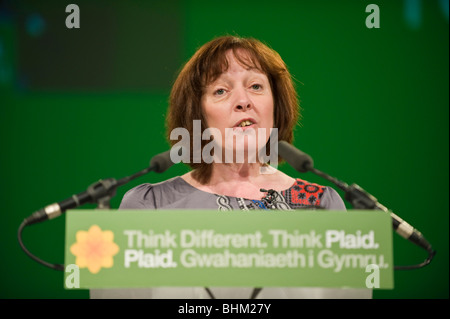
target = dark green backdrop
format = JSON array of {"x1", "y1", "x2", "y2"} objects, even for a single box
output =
[{"x1": 1, "y1": 0, "x2": 448, "y2": 299}]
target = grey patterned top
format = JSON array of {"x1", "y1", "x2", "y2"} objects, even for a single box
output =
[{"x1": 119, "y1": 176, "x2": 346, "y2": 211}]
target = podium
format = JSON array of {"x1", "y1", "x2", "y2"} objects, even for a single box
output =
[{"x1": 64, "y1": 209, "x2": 393, "y2": 298}]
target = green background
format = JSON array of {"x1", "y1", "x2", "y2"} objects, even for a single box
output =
[{"x1": 1, "y1": 0, "x2": 448, "y2": 299}]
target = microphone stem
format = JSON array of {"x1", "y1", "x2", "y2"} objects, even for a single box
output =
[
  {"x1": 308, "y1": 167, "x2": 380, "y2": 210},
  {"x1": 308, "y1": 167, "x2": 349, "y2": 192},
  {"x1": 308, "y1": 166, "x2": 436, "y2": 269},
  {"x1": 18, "y1": 164, "x2": 158, "y2": 272},
  {"x1": 116, "y1": 165, "x2": 156, "y2": 187}
]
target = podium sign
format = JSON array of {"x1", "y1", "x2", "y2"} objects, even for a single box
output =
[{"x1": 64, "y1": 210, "x2": 393, "y2": 289}]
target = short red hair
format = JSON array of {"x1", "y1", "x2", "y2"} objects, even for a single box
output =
[{"x1": 166, "y1": 35, "x2": 300, "y2": 183}]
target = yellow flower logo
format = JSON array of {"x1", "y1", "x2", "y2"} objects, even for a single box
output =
[{"x1": 70, "y1": 225, "x2": 119, "y2": 274}]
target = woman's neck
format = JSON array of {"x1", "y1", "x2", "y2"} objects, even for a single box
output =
[
  {"x1": 210, "y1": 162, "x2": 265, "y2": 183},
  {"x1": 182, "y1": 163, "x2": 295, "y2": 200}
]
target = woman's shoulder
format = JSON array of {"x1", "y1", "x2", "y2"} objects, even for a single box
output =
[
  {"x1": 119, "y1": 176, "x2": 188, "y2": 209},
  {"x1": 290, "y1": 178, "x2": 326, "y2": 191},
  {"x1": 284, "y1": 178, "x2": 347, "y2": 211}
]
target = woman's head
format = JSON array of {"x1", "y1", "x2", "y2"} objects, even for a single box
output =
[{"x1": 166, "y1": 35, "x2": 300, "y2": 183}]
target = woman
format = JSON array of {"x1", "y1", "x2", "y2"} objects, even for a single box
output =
[
  {"x1": 90, "y1": 36, "x2": 372, "y2": 299},
  {"x1": 120, "y1": 35, "x2": 346, "y2": 212}
]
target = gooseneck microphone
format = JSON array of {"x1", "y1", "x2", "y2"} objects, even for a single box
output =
[
  {"x1": 23, "y1": 179, "x2": 118, "y2": 226},
  {"x1": 22, "y1": 149, "x2": 176, "y2": 226},
  {"x1": 278, "y1": 140, "x2": 436, "y2": 270},
  {"x1": 18, "y1": 149, "x2": 177, "y2": 270},
  {"x1": 149, "y1": 149, "x2": 176, "y2": 173},
  {"x1": 277, "y1": 140, "x2": 314, "y2": 173}
]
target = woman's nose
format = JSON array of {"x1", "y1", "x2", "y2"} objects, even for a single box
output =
[{"x1": 233, "y1": 89, "x2": 253, "y2": 111}]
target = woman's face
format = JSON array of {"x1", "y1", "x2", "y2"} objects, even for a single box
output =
[{"x1": 201, "y1": 50, "x2": 274, "y2": 163}]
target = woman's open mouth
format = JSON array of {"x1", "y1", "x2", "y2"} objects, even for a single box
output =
[{"x1": 233, "y1": 118, "x2": 256, "y2": 131}]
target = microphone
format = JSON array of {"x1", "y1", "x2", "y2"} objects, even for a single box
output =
[
  {"x1": 23, "y1": 179, "x2": 115, "y2": 226},
  {"x1": 24, "y1": 149, "x2": 177, "y2": 226},
  {"x1": 278, "y1": 140, "x2": 313, "y2": 172},
  {"x1": 150, "y1": 147, "x2": 179, "y2": 173},
  {"x1": 19, "y1": 148, "x2": 179, "y2": 271},
  {"x1": 277, "y1": 141, "x2": 435, "y2": 259},
  {"x1": 150, "y1": 150, "x2": 172, "y2": 173}
]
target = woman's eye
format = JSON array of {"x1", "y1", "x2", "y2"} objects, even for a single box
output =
[
  {"x1": 214, "y1": 89, "x2": 225, "y2": 96},
  {"x1": 251, "y1": 84, "x2": 262, "y2": 90}
]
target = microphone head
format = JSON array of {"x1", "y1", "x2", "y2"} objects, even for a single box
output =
[
  {"x1": 149, "y1": 146, "x2": 183, "y2": 173},
  {"x1": 149, "y1": 150, "x2": 174, "y2": 173},
  {"x1": 278, "y1": 141, "x2": 314, "y2": 173}
]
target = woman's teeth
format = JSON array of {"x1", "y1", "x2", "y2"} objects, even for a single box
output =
[{"x1": 238, "y1": 120, "x2": 253, "y2": 127}]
